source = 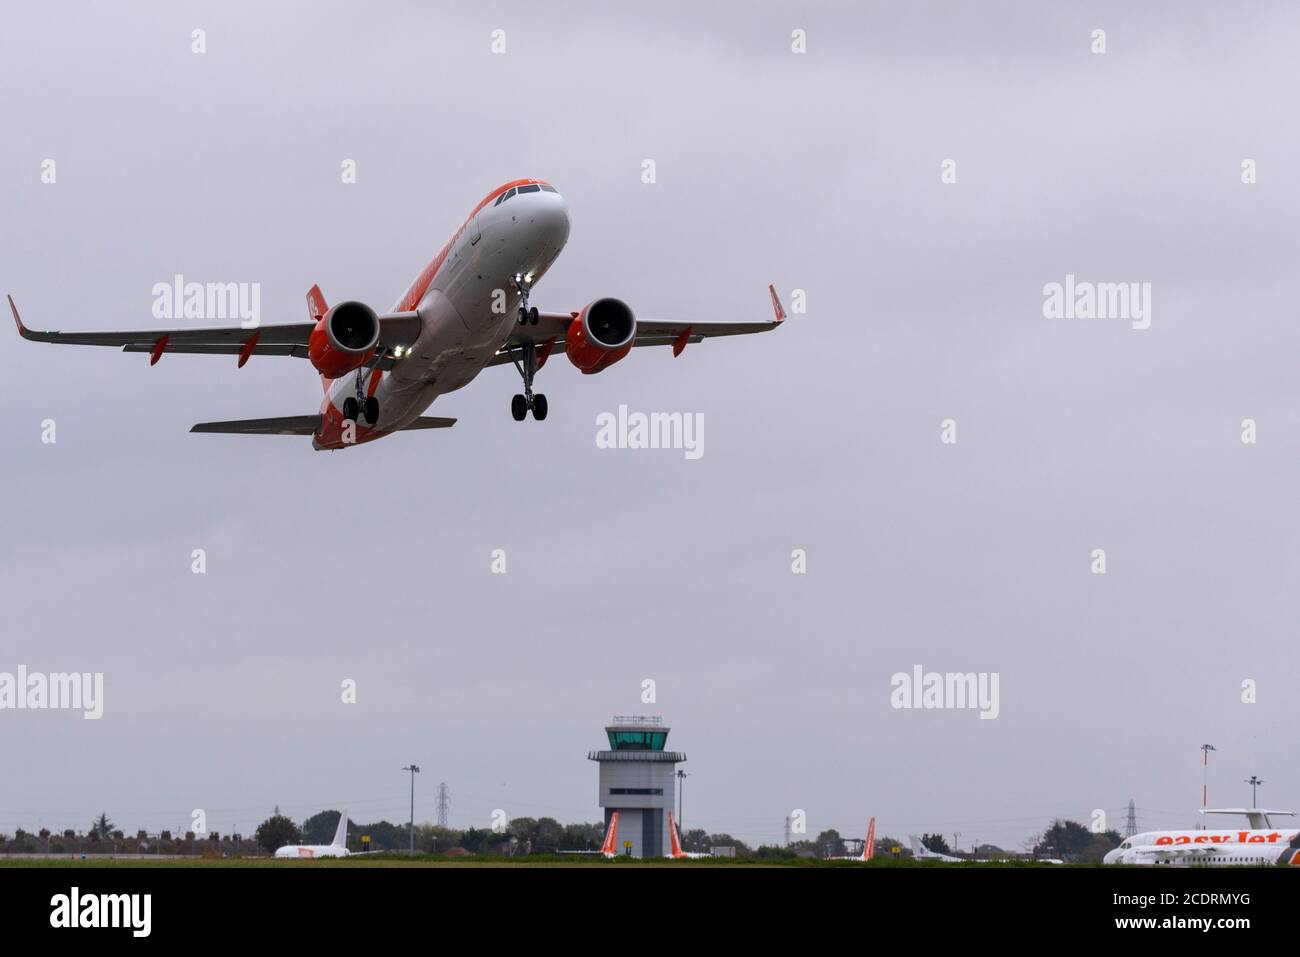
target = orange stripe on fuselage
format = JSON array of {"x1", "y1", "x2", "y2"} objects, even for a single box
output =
[
  {"x1": 393, "y1": 178, "x2": 552, "y2": 312},
  {"x1": 317, "y1": 179, "x2": 551, "y2": 449}
]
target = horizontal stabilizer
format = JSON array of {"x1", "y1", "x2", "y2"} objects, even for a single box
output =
[
  {"x1": 191, "y1": 415, "x2": 322, "y2": 435},
  {"x1": 191, "y1": 415, "x2": 455, "y2": 436},
  {"x1": 398, "y1": 416, "x2": 456, "y2": 430}
]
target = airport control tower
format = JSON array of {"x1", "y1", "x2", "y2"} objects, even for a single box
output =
[{"x1": 588, "y1": 715, "x2": 686, "y2": 858}]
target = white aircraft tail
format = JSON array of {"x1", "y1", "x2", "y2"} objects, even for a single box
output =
[
  {"x1": 908, "y1": 834, "x2": 931, "y2": 858},
  {"x1": 1202, "y1": 808, "x2": 1296, "y2": 830},
  {"x1": 332, "y1": 808, "x2": 349, "y2": 848}
]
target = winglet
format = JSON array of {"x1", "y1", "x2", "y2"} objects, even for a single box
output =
[
  {"x1": 332, "y1": 808, "x2": 349, "y2": 849},
  {"x1": 9, "y1": 295, "x2": 31, "y2": 339},
  {"x1": 768, "y1": 284, "x2": 786, "y2": 324},
  {"x1": 861, "y1": 817, "x2": 876, "y2": 861}
]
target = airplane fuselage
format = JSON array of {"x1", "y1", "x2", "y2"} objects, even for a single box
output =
[
  {"x1": 1105, "y1": 828, "x2": 1300, "y2": 866},
  {"x1": 313, "y1": 179, "x2": 570, "y2": 450},
  {"x1": 272, "y1": 844, "x2": 350, "y2": 859}
]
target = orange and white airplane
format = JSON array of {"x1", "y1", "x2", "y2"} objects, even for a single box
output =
[
  {"x1": 827, "y1": 817, "x2": 876, "y2": 862},
  {"x1": 667, "y1": 810, "x2": 713, "y2": 859},
  {"x1": 273, "y1": 808, "x2": 351, "y2": 859},
  {"x1": 9, "y1": 179, "x2": 786, "y2": 451},
  {"x1": 600, "y1": 811, "x2": 621, "y2": 859},
  {"x1": 1103, "y1": 808, "x2": 1300, "y2": 866}
]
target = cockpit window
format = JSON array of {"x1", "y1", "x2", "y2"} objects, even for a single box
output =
[
  {"x1": 494, "y1": 187, "x2": 517, "y2": 206},
  {"x1": 517, "y1": 184, "x2": 541, "y2": 194},
  {"x1": 540, "y1": 184, "x2": 558, "y2": 193}
]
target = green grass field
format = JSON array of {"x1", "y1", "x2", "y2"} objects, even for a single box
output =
[{"x1": 0, "y1": 853, "x2": 1079, "y2": 868}]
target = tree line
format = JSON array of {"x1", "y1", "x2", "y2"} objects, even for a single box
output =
[{"x1": 0, "y1": 812, "x2": 1124, "y2": 862}]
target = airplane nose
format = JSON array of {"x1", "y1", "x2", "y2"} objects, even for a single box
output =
[
  {"x1": 1103, "y1": 849, "x2": 1119, "y2": 864},
  {"x1": 538, "y1": 194, "x2": 570, "y2": 246}
]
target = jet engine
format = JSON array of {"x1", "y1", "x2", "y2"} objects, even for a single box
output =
[
  {"x1": 565, "y1": 298, "x2": 635, "y2": 374},
  {"x1": 308, "y1": 300, "x2": 380, "y2": 378}
]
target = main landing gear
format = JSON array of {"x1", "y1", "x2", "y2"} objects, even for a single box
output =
[
  {"x1": 514, "y1": 272, "x2": 539, "y2": 326},
  {"x1": 510, "y1": 340, "x2": 547, "y2": 421},
  {"x1": 342, "y1": 366, "x2": 380, "y2": 425}
]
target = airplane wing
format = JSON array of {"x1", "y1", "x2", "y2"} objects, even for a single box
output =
[
  {"x1": 1132, "y1": 844, "x2": 1220, "y2": 861},
  {"x1": 488, "y1": 284, "x2": 787, "y2": 367},
  {"x1": 8, "y1": 295, "x2": 420, "y2": 369}
]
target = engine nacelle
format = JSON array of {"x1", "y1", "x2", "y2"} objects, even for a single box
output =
[
  {"x1": 308, "y1": 300, "x2": 380, "y2": 378},
  {"x1": 565, "y1": 298, "x2": 636, "y2": 374}
]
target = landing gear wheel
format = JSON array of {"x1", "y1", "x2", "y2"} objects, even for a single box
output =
[
  {"x1": 514, "y1": 273, "x2": 536, "y2": 325},
  {"x1": 509, "y1": 338, "x2": 549, "y2": 422},
  {"x1": 363, "y1": 396, "x2": 380, "y2": 424},
  {"x1": 342, "y1": 397, "x2": 359, "y2": 422}
]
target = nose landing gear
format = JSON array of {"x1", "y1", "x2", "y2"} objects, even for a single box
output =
[
  {"x1": 513, "y1": 273, "x2": 539, "y2": 326},
  {"x1": 509, "y1": 340, "x2": 548, "y2": 421}
]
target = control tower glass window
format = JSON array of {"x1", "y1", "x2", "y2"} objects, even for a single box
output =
[{"x1": 606, "y1": 729, "x2": 668, "y2": 751}]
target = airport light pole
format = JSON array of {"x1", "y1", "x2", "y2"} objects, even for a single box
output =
[
  {"x1": 676, "y1": 769, "x2": 690, "y2": 831},
  {"x1": 1200, "y1": 744, "x2": 1216, "y2": 828},
  {"x1": 402, "y1": 765, "x2": 420, "y2": 854},
  {"x1": 1245, "y1": 775, "x2": 1264, "y2": 809}
]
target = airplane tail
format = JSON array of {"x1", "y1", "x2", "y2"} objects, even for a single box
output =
[
  {"x1": 908, "y1": 834, "x2": 926, "y2": 857},
  {"x1": 307, "y1": 284, "x2": 331, "y2": 395},
  {"x1": 668, "y1": 811, "x2": 686, "y2": 859},
  {"x1": 332, "y1": 808, "x2": 349, "y2": 849},
  {"x1": 600, "y1": 811, "x2": 620, "y2": 858},
  {"x1": 861, "y1": 817, "x2": 876, "y2": 861}
]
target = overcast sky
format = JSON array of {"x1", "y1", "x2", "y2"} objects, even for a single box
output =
[{"x1": 2, "y1": 1, "x2": 1298, "y2": 849}]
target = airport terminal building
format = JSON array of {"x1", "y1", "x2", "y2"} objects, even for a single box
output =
[{"x1": 588, "y1": 716, "x2": 686, "y2": 858}]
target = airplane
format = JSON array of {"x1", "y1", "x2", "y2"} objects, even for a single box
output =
[
  {"x1": 273, "y1": 808, "x2": 352, "y2": 859},
  {"x1": 908, "y1": 834, "x2": 964, "y2": 863},
  {"x1": 600, "y1": 812, "x2": 620, "y2": 859},
  {"x1": 1103, "y1": 808, "x2": 1300, "y2": 866},
  {"x1": 827, "y1": 816, "x2": 876, "y2": 862},
  {"x1": 667, "y1": 811, "x2": 713, "y2": 859},
  {"x1": 9, "y1": 179, "x2": 788, "y2": 450},
  {"x1": 907, "y1": 834, "x2": 1055, "y2": 864}
]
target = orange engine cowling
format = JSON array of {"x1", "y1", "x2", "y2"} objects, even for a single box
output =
[
  {"x1": 308, "y1": 300, "x2": 380, "y2": 378},
  {"x1": 565, "y1": 298, "x2": 636, "y2": 374}
]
